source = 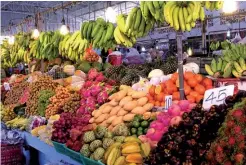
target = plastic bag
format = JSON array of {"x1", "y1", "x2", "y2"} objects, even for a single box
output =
[
  {"x1": 27, "y1": 116, "x2": 46, "y2": 132},
  {"x1": 67, "y1": 81, "x2": 85, "y2": 91}
]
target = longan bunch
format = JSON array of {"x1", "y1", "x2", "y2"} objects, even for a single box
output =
[
  {"x1": 62, "y1": 92, "x2": 81, "y2": 113},
  {"x1": 4, "y1": 82, "x2": 29, "y2": 105},
  {"x1": 26, "y1": 75, "x2": 58, "y2": 116},
  {"x1": 45, "y1": 86, "x2": 71, "y2": 119}
]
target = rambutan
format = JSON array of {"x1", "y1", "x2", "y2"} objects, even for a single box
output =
[
  {"x1": 224, "y1": 160, "x2": 233, "y2": 165},
  {"x1": 234, "y1": 126, "x2": 242, "y2": 134},
  {"x1": 232, "y1": 109, "x2": 243, "y2": 119},
  {"x1": 238, "y1": 142, "x2": 245, "y2": 150},
  {"x1": 237, "y1": 135, "x2": 245, "y2": 141},
  {"x1": 228, "y1": 137, "x2": 235, "y2": 146},
  {"x1": 216, "y1": 145, "x2": 223, "y2": 152},
  {"x1": 234, "y1": 153, "x2": 244, "y2": 163},
  {"x1": 226, "y1": 120, "x2": 235, "y2": 128}
]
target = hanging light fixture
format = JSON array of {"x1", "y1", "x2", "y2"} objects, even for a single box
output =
[
  {"x1": 105, "y1": 2, "x2": 116, "y2": 23},
  {"x1": 32, "y1": 9, "x2": 40, "y2": 39},
  {"x1": 223, "y1": 0, "x2": 237, "y2": 13},
  {"x1": 187, "y1": 47, "x2": 193, "y2": 56},
  {"x1": 60, "y1": 2, "x2": 69, "y2": 35}
]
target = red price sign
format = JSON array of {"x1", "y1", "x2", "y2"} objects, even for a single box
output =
[{"x1": 203, "y1": 85, "x2": 234, "y2": 110}]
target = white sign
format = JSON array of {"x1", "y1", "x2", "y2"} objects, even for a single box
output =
[
  {"x1": 203, "y1": 85, "x2": 234, "y2": 110},
  {"x1": 164, "y1": 95, "x2": 172, "y2": 110},
  {"x1": 3, "y1": 82, "x2": 10, "y2": 91}
]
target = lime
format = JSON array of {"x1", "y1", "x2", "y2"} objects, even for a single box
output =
[
  {"x1": 144, "y1": 128, "x2": 148, "y2": 134},
  {"x1": 137, "y1": 130, "x2": 143, "y2": 136},
  {"x1": 131, "y1": 128, "x2": 137, "y2": 134},
  {"x1": 141, "y1": 121, "x2": 149, "y2": 128},
  {"x1": 132, "y1": 121, "x2": 140, "y2": 128},
  {"x1": 138, "y1": 127, "x2": 143, "y2": 131},
  {"x1": 133, "y1": 115, "x2": 141, "y2": 122}
]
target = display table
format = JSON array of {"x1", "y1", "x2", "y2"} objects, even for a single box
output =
[{"x1": 22, "y1": 132, "x2": 81, "y2": 165}]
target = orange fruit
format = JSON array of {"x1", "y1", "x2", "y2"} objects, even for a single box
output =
[
  {"x1": 149, "y1": 100, "x2": 155, "y2": 105},
  {"x1": 160, "y1": 102, "x2": 165, "y2": 107},
  {"x1": 155, "y1": 85, "x2": 162, "y2": 94},
  {"x1": 196, "y1": 95, "x2": 204, "y2": 103},
  {"x1": 190, "y1": 91, "x2": 199, "y2": 99},
  {"x1": 202, "y1": 78, "x2": 213, "y2": 87},
  {"x1": 184, "y1": 72, "x2": 194, "y2": 81},
  {"x1": 166, "y1": 84, "x2": 178, "y2": 94},
  {"x1": 160, "y1": 83, "x2": 166, "y2": 92},
  {"x1": 149, "y1": 85, "x2": 156, "y2": 96},
  {"x1": 184, "y1": 85, "x2": 191, "y2": 95},
  {"x1": 171, "y1": 72, "x2": 179, "y2": 82},
  {"x1": 195, "y1": 85, "x2": 206, "y2": 95},
  {"x1": 206, "y1": 85, "x2": 213, "y2": 90},
  {"x1": 155, "y1": 101, "x2": 161, "y2": 107},
  {"x1": 187, "y1": 95, "x2": 195, "y2": 103},
  {"x1": 187, "y1": 79, "x2": 198, "y2": 88},
  {"x1": 172, "y1": 92, "x2": 180, "y2": 101},
  {"x1": 165, "y1": 79, "x2": 175, "y2": 86},
  {"x1": 156, "y1": 92, "x2": 165, "y2": 102},
  {"x1": 146, "y1": 94, "x2": 154, "y2": 101},
  {"x1": 195, "y1": 74, "x2": 203, "y2": 83}
]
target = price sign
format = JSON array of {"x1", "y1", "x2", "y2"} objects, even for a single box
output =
[
  {"x1": 203, "y1": 85, "x2": 234, "y2": 110},
  {"x1": 164, "y1": 95, "x2": 172, "y2": 110},
  {"x1": 3, "y1": 82, "x2": 10, "y2": 91}
]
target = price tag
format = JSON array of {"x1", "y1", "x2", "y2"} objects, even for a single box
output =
[
  {"x1": 203, "y1": 85, "x2": 234, "y2": 110},
  {"x1": 164, "y1": 95, "x2": 172, "y2": 110},
  {"x1": 3, "y1": 82, "x2": 10, "y2": 91}
]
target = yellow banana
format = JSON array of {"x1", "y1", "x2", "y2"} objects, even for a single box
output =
[
  {"x1": 178, "y1": 7, "x2": 185, "y2": 32},
  {"x1": 205, "y1": 1, "x2": 211, "y2": 10},
  {"x1": 173, "y1": 6, "x2": 180, "y2": 31},
  {"x1": 199, "y1": 6, "x2": 205, "y2": 21},
  {"x1": 205, "y1": 64, "x2": 214, "y2": 76},
  {"x1": 164, "y1": 1, "x2": 176, "y2": 24}
]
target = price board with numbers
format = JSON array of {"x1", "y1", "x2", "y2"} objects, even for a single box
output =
[
  {"x1": 164, "y1": 95, "x2": 172, "y2": 110},
  {"x1": 202, "y1": 85, "x2": 234, "y2": 110}
]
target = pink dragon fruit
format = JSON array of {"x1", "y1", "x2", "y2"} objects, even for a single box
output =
[
  {"x1": 86, "y1": 96, "x2": 96, "y2": 105},
  {"x1": 90, "y1": 85, "x2": 102, "y2": 96},
  {"x1": 83, "y1": 81, "x2": 93, "y2": 88},
  {"x1": 107, "y1": 79, "x2": 116, "y2": 86},
  {"x1": 97, "y1": 90, "x2": 109, "y2": 104},
  {"x1": 95, "y1": 72, "x2": 106, "y2": 82},
  {"x1": 82, "y1": 90, "x2": 91, "y2": 97},
  {"x1": 85, "y1": 104, "x2": 96, "y2": 112},
  {"x1": 88, "y1": 69, "x2": 98, "y2": 81}
]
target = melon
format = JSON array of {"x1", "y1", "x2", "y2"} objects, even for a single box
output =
[
  {"x1": 92, "y1": 62, "x2": 102, "y2": 71},
  {"x1": 78, "y1": 61, "x2": 91, "y2": 73}
]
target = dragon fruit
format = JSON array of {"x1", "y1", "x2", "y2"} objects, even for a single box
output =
[
  {"x1": 88, "y1": 69, "x2": 98, "y2": 81},
  {"x1": 82, "y1": 90, "x2": 91, "y2": 97},
  {"x1": 90, "y1": 85, "x2": 102, "y2": 96},
  {"x1": 84, "y1": 81, "x2": 93, "y2": 88},
  {"x1": 97, "y1": 90, "x2": 109, "y2": 104},
  {"x1": 86, "y1": 96, "x2": 96, "y2": 105},
  {"x1": 95, "y1": 72, "x2": 105, "y2": 82}
]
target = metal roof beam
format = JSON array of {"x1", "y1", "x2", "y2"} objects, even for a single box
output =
[{"x1": 1, "y1": 10, "x2": 34, "y2": 15}]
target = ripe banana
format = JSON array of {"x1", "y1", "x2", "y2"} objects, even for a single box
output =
[
  {"x1": 178, "y1": 7, "x2": 185, "y2": 32},
  {"x1": 173, "y1": 6, "x2": 180, "y2": 31},
  {"x1": 205, "y1": 64, "x2": 214, "y2": 76}
]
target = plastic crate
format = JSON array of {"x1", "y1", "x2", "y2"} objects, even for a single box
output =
[
  {"x1": 80, "y1": 155, "x2": 105, "y2": 165},
  {"x1": 64, "y1": 147, "x2": 83, "y2": 164},
  {"x1": 52, "y1": 141, "x2": 66, "y2": 155},
  {"x1": 1, "y1": 143, "x2": 23, "y2": 165}
]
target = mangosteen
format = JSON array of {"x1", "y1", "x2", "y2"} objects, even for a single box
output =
[{"x1": 225, "y1": 95, "x2": 234, "y2": 105}]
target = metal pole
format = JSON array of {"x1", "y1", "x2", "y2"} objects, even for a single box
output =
[
  {"x1": 177, "y1": 32, "x2": 185, "y2": 100},
  {"x1": 202, "y1": 20, "x2": 207, "y2": 55}
]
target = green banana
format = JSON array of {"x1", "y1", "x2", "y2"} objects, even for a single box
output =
[
  {"x1": 217, "y1": 58, "x2": 223, "y2": 71},
  {"x1": 223, "y1": 62, "x2": 232, "y2": 78},
  {"x1": 210, "y1": 59, "x2": 217, "y2": 73},
  {"x1": 234, "y1": 61, "x2": 243, "y2": 73},
  {"x1": 134, "y1": 8, "x2": 142, "y2": 30},
  {"x1": 239, "y1": 57, "x2": 246, "y2": 70},
  {"x1": 125, "y1": 7, "x2": 138, "y2": 33}
]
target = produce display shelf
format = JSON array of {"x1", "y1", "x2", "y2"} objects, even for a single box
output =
[{"x1": 23, "y1": 132, "x2": 82, "y2": 165}]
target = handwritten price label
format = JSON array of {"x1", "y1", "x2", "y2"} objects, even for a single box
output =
[
  {"x1": 202, "y1": 85, "x2": 234, "y2": 110},
  {"x1": 164, "y1": 95, "x2": 172, "y2": 110}
]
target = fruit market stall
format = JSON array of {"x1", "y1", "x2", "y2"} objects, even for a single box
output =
[{"x1": 1, "y1": 1, "x2": 246, "y2": 165}]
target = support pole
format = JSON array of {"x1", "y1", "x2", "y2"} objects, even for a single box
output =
[
  {"x1": 201, "y1": 20, "x2": 207, "y2": 54},
  {"x1": 177, "y1": 32, "x2": 185, "y2": 100}
]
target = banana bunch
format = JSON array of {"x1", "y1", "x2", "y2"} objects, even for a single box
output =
[
  {"x1": 222, "y1": 44, "x2": 246, "y2": 62},
  {"x1": 205, "y1": 57, "x2": 246, "y2": 78},
  {"x1": 140, "y1": 1, "x2": 165, "y2": 23},
  {"x1": 59, "y1": 31, "x2": 89, "y2": 61},
  {"x1": 104, "y1": 136, "x2": 150, "y2": 165},
  {"x1": 164, "y1": 1, "x2": 205, "y2": 32},
  {"x1": 15, "y1": 32, "x2": 32, "y2": 50},
  {"x1": 114, "y1": 8, "x2": 154, "y2": 47},
  {"x1": 17, "y1": 47, "x2": 31, "y2": 63},
  {"x1": 80, "y1": 18, "x2": 116, "y2": 50},
  {"x1": 205, "y1": 1, "x2": 224, "y2": 11},
  {"x1": 210, "y1": 41, "x2": 220, "y2": 51},
  {"x1": 5, "y1": 116, "x2": 29, "y2": 130}
]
